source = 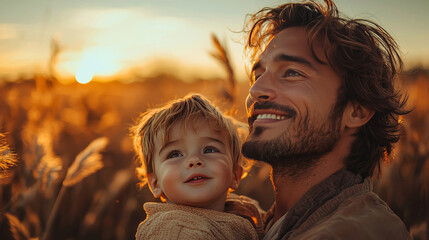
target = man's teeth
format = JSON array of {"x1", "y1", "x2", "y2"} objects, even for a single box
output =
[{"x1": 256, "y1": 114, "x2": 286, "y2": 120}]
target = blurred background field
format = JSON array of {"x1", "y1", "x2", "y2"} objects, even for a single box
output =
[{"x1": 1, "y1": 64, "x2": 429, "y2": 240}]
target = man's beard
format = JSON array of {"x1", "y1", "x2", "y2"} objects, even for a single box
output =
[{"x1": 242, "y1": 100, "x2": 344, "y2": 179}]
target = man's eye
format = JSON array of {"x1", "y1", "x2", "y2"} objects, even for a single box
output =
[
  {"x1": 167, "y1": 151, "x2": 183, "y2": 159},
  {"x1": 203, "y1": 146, "x2": 219, "y2": 154},
  {"x1": 283, "y1": 69, "x2": 302, "y2": 77}
]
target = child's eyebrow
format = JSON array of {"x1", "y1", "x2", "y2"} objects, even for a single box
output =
[
  {"x1": 158, "y1": 140, "x2": 179, "y2": 155},
  {"x1": 203, "y1": 137, "x2": 225, "y2": 146}
]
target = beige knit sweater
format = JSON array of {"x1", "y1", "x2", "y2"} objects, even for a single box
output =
[{"x1": 136, "y1": 202, "x2": 259, "y2": 240}]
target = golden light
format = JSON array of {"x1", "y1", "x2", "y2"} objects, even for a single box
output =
[
  {"x1": 75, "y1": 66, "x2": 94, "y2": 84},
  {"x1": 69, "y1": 47, "x2": 122, "y2": 84}
]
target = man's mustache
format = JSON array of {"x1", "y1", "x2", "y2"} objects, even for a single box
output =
[{"x1": 248, "y1": 101, "x2": 297, "y2": 119}]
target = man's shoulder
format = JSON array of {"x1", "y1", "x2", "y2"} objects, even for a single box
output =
[
  {"x1": 281, "y1": 178, "x2": 411, "y2": 239},
  {"x1": 339, "y1": 188, "x2": 393, "y2": 212},
  {"x1": 294, "y1": 187, "x2": 411, "y2": 239},
  {"x1": 332, "y1": 181, "x2": 405, "y2": 224},
  {"x1": 333, "y1": 190, "x2": 404, "y2": 225}
]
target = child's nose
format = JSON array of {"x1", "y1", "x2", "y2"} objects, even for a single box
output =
[{"x1": 186, "y1": 156, "x2": 205, "y2": 169}]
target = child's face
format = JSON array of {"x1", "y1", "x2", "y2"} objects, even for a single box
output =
[{"x1": 148, "y1": 119, "x2": 242, "y2": 211}]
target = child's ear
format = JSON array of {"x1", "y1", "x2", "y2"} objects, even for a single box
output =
[
  {"x1": 230, "y1": 166, "x2": 243, "y2": 190},
  {"x1": 147, "y1": 173, "x2": 163, "y2": 198},
  {"x1": 343, "y1": 102, "x2": 375, "y2": 128}
]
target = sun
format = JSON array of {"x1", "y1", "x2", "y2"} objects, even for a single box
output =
[
  {"x1": 71, "y1": 47, "x2": 122, "y2": 84},
  {"x1": 75, "y1": 66, "x2": 94, "y2": 84}
]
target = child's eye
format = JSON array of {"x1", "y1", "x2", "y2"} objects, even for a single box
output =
[
  {"x1": 167, "y1": 151, "x2": 183, "y2": 159},
  {"x1": 203, "y1": 146, "x2": 219, "y2": 154}
]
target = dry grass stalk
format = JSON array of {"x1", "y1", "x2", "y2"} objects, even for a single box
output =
[
  {"x1": 0, "y1": 133, "x2": 17, "y2": 170},
  {"x1": 1, "y1": 213, "x2": 31, "y2": 240},
  {"x1": 22, "y1": 125, "x2": 58, "y2": 179},
  {"x1": 36, "y1": 155, "x2": 62, "y2": 193},
  {"x1": 42, "y1": 137, "x2": 108, "y2": 240},
  {"x1": 210, "y1": 34, "x2": 237, "y2": 104},
  {"x1": 63, "y1": 137, "x2": 108, "y2": 186},
  {"x1": 0, "y1": 133, "x2": 18, "y2": 185},
  {"x1": 22, "y1": 128, "x2": 62, "y2": 199},
  {"x1": 48, "y1": 36, "x2": 61, "y2": 85},
  {"x1": 80, "y1": 169, "x2": 132, "y2": 235}
]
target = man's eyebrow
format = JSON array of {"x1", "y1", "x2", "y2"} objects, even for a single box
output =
[
  {"x1": 275, "y1": 53, "x2": 316, "y2": 70},
  {"x1": 251, "y1": 53, "x2": 315, "y2": 74}
]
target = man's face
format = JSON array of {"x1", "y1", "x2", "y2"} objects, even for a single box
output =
[{"x1": 242, "y1": 27, "x2": 345, "y2": 175}]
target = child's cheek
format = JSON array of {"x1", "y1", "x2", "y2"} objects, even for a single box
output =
[{"x1": 159, "y1": 166, "x2": 183, "y2": 201}]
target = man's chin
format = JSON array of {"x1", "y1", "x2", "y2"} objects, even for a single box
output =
[
  {"x1": 241, "y1": 140, "x2": 259, "y2": 161},
  {"x1": 241, "y1": 137, "x2": 327, "y2": 179},
  {"x1": 241, "y1": 139, "x2": 277, "y2": 163}
]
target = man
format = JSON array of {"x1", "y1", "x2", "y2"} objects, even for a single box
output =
[{"x1": 241, "y1": 0, "x2": 411, "y2": 239}]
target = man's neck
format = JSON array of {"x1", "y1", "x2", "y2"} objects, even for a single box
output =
[
  {"x1": 270, "y1": 130, "x2": 355, "y2": 223},
  {"x1": 271, "y1": 159, "x2": 344, "y2": 222}
]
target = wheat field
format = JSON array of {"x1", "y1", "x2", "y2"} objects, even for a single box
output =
[{"x1": 1, "y1": 65, "x2": 428, "y2": 239}]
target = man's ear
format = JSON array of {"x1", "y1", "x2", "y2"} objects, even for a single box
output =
[
  {"x1": 230, "y1": 166, "x2": 243, "y2": 190},
  {"x1": 343, "y1": 102, "x2": 375, "y2": 128},
  {"x1": 147, "y1": 173, "x2": 163, "y2": 198}
]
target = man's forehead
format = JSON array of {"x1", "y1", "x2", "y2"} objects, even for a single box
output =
[{"x1": 257, "y1": 28, "x2": 328, "y2": 66}]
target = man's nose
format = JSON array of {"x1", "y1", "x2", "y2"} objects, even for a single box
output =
[
  {"x1": 248, "y1": 74, "x2": 276, "y2": 103},
  {"x1": 186, "y1": 156, "x2": 205, "y2": 169}
]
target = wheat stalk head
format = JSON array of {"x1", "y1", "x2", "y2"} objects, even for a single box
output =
[
  {"x1": 63, "y1": 137, "x2": 108, "y2": 187},
  {"x1": 35, "y1": 154, "x2": 62, "y2": 192},
  {"x1": 0, "y1": 133, "x2": 18, "y2": 185}
]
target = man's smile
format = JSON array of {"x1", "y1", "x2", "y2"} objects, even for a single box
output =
[
  {"x1": 248, "y1": 105, "x2": 296, "y2": 127},
  {"x1": 252, "y1": 111, "x2": 290, "y2": 125},
  {"x1": 256, "y1": 113, "x2": 287, "y2": 120}
]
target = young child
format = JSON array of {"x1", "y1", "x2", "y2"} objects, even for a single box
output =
[{"x1": 132, "y1": 94, "x2": 263, "y2": 240}]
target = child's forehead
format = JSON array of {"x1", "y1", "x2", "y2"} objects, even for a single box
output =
[
  {"x1": 158, "y1": 118, "x2": 226, "y2": 143},
  {"x1": 173, "y1": 118, "x2": 223, "y2": 134}
]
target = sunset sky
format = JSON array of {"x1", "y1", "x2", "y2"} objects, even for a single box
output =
[{"x1": 1, "y1": 0, "x2": 429, "y2": 83}]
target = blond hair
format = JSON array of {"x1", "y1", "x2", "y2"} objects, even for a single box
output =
[{"x1": 132, "y1": 94, "x2": 245, "y2": 186}]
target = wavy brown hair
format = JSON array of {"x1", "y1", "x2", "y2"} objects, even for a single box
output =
[{"x1": 244, "y1": 0, "x2": 409, "y2": 178}]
